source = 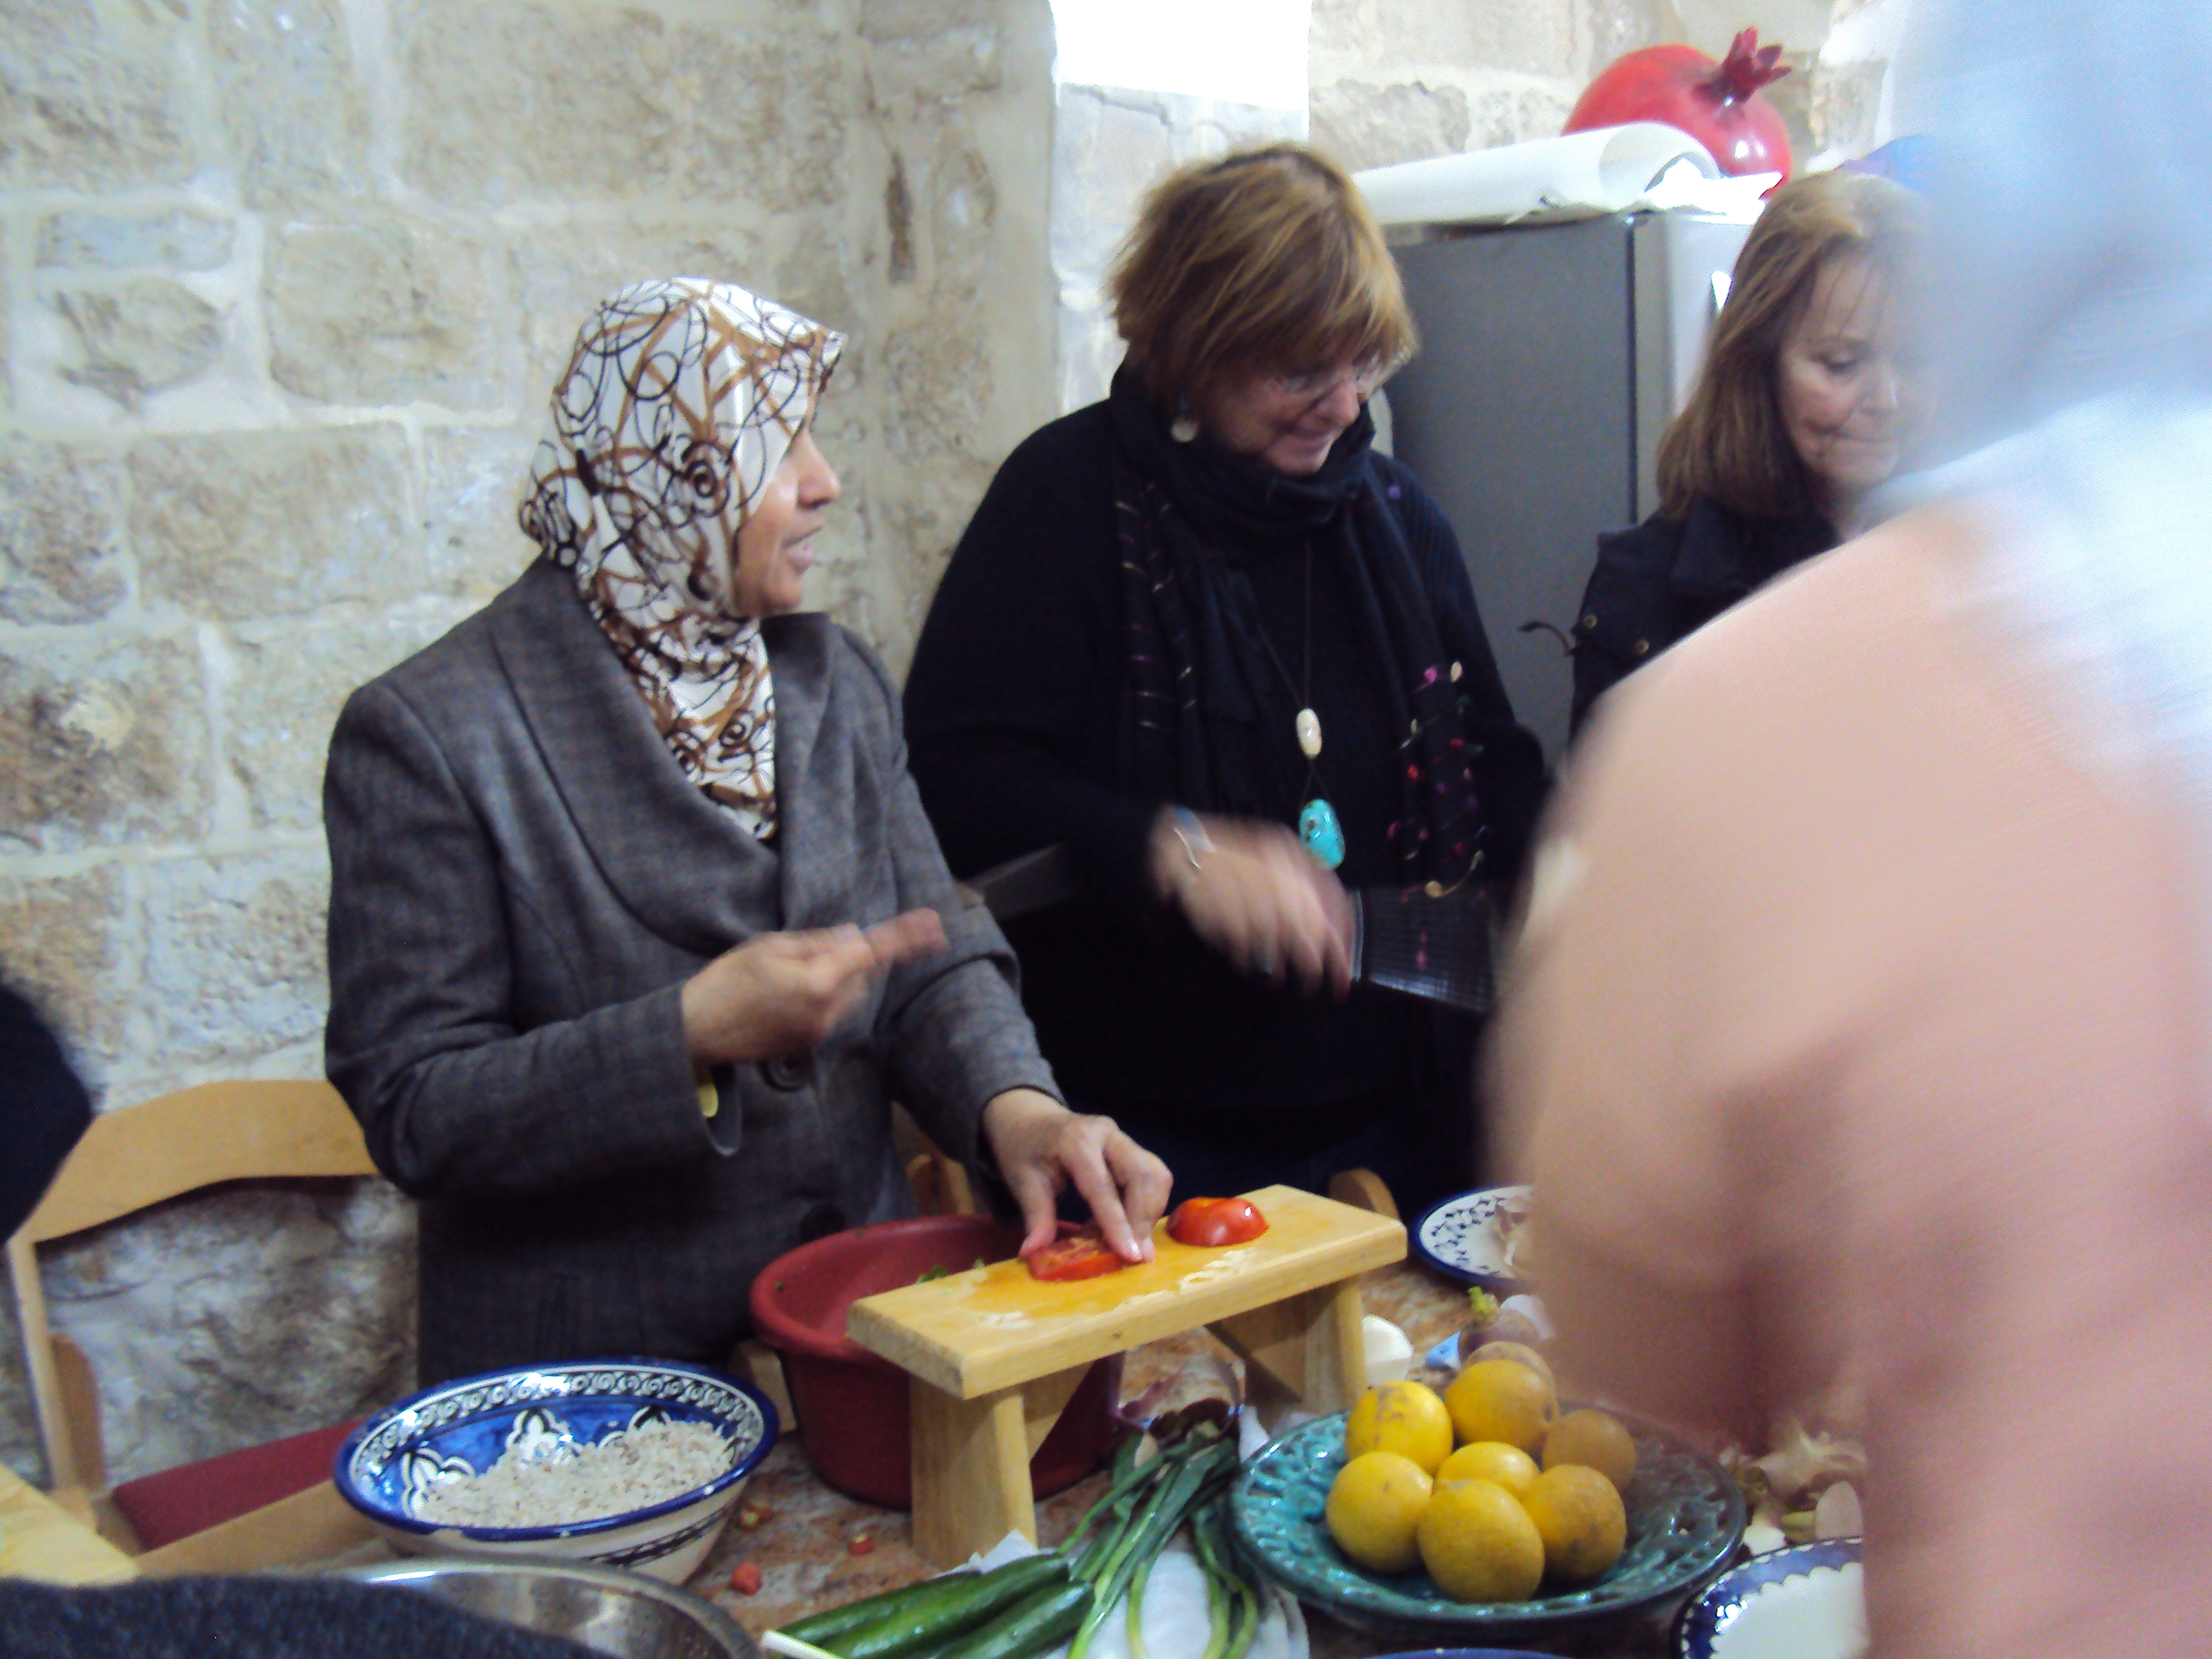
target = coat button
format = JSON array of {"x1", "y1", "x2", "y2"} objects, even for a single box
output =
[
  {"x1": 1580, "y1": 614, "x2": 1598, "y2": 631},
  {"x1": 799, "y1": 1203, "x2": 845, "y2": 1242},
  {"x1": 1632, "y1": 638, "x2": 1651, "y2": 656},
  {"x1": 762, "y1": 1055, "x2": 814, "y2": 1091}
]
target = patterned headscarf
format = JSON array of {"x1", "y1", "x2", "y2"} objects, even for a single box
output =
[{"x1": 519, "y1": 278, "x2": 844, "y2": 839}]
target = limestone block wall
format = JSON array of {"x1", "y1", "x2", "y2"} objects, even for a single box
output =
[
  {"x1": 0, "y1": 0, "x2": 1054, "y2": 1486},
  {"x1": 1310, "y1": 0, "x2": 1903, "y2": 177},
  {"x1": 1051, "y1": 85, "x2": 1305, "y2": 415}
]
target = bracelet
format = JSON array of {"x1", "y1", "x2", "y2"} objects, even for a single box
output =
[{"x1": 1167, "y1": 808, "x2": 1213, "y2": 892}]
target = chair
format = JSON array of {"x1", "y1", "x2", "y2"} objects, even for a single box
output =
[{"x1": 5, "y1": 1079, "x2": 384, "y2": 1560}]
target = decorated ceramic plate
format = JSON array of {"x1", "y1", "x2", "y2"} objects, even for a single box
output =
[
  {"x1": 1409, "y1": 1185, "x2": 1532, "y2": 1290},
  {"x1": 1232, "y1": 1410, "x2": 1744, "y2": 1645},
  {"x1": 1674, "y1": 1539, "x2": 1865, "y2": 1659}
]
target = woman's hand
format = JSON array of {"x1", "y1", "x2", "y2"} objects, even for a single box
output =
[
  {"x1": 1151, "y1": 809, "x2": 1353, "y2": 996},
  {"x1": 680, "y1": 910, "x2": 947, "y2": 1066},
  {"x1": 981, "y1": 1089, "x2": 1173, "y2": 1264}
]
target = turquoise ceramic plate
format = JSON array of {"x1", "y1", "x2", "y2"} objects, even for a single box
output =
[{"x1": 1232, "y1": 1410, "x2": 1744, "y2": 1643}]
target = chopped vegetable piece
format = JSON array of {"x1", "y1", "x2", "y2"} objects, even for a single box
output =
[
  {"x1": 1025, "y1": 1222, "x2": 1125, "y2": 1282},
  {"x1": 916, "y1": 1264, "x2": 951, "y2": 1283},
  {"x1": 739, "y1": 1500, "x2": 772, "y2": 1529},
  {"x1": 850, "y1": 1535, "x2": 876, "y2": 1556},
  {"x1": 731, "y1": 1562, "x2": 764, "y2": 1595},
  {"x1": 1167, "y1": 1198, "x2": 1267, "y2": 1248}
]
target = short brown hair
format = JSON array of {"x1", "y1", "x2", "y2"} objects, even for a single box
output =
[
  {"x1": 1658, "y1": 169, "x2": 1925, "y2": 521},
  {"x1": 1109, "y1": 144, "x2": 1415, "y2": 408}
]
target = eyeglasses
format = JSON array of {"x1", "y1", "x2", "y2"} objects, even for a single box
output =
[{"x1": 1265, "y1": 361, "x2": 1393, "y2": 404}]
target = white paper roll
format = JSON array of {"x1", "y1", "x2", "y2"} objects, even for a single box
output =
[{"x1": 1353, "y1": 122, "x2": 1724, "y2": 227}]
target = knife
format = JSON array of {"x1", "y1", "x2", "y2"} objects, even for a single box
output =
[{"x1": 963, "y1": 844, "x2": 1494, "y2": 1014}]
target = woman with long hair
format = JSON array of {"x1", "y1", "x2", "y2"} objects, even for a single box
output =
[{"x1": 1569, "y1": 168, "x2": 1925, "y2": 731}]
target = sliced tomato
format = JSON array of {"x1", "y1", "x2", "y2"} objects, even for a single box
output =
[
  {"x1": 1168, "y1": 1196, "x2": 1268, "y2": 1248},
  {"x1": 1024, "y1": 1222, "x2": 1126, "y2": 1282}
]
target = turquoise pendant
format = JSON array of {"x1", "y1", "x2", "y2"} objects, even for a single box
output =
[{"x1": 1298, "y1": 798, "x2": 1346, "y2": 870}]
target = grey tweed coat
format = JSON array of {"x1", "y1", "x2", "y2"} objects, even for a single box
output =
[{"x1": 324, "y1": 560, "x2": 1059, "y2": 1384}]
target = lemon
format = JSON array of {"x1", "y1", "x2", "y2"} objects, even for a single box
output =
[
  {"x1": 1344, "y1": 1381, "x2": 1454, "y2": 1475},
  {"x1": 1464, "y1": 1340, "x2": 1557, "y2": 1398},
  {"x1": 1437, "y1": 1439, "x2": 1539, "y2": 1498},
  {"x1": 1443, "y1": 1359, "x2": 1558, "y2": 1455},
  {"x1": 1415, "y1": 1477, "x2": 1545, "y2": 1603},
  {"x1": 1326, "y1": 1450, "x2": 1433, "y2": 1575},
  {"x1": 1520, "y1": 1463, "x2": 1626, "y2": 1583},
  {"x1": 1543, "y1": 1409, "x2": 1637, "y2": 1493}
]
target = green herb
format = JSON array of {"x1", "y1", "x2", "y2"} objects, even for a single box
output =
[
  {"x1": 1467, "y1": 1286, "x2": 1500, "y2": 1323},
  {"x1": 915, "y1": 1264, "x2": 952, "y2": 1284}
]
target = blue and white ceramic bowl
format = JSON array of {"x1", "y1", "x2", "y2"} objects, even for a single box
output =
[
  {"x1": 1675, "y1": 1538, "x2": 1865, "y2": 1659},
  {"x1": 334, "y1": 1359, "x2": 777, "y2": 1583}
]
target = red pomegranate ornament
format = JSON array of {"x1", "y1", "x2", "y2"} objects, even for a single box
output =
[{"x1": 1563, "y1": 27, "x2": 1794, "y2": 183}]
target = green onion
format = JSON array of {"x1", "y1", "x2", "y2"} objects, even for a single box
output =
[{"x1": 1070, "y1": 1439, "x2": 1236, "y2": 1659}]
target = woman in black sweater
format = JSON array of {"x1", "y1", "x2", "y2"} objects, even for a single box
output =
[
  {"x1": 904, "y1": 146, "x2": 1543, "y2": 1209},
  {"x1": 1570, "y1": 169, "x2": 1925, "y2": 732}
]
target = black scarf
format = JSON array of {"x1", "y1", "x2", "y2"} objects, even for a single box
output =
[{"x1": 1109, "y1": 368, "x2": 1489, "y2": 890}]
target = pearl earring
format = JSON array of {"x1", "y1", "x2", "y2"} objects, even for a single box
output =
[{"x1": 1169, "y1": 395, "x2": 1199, "y2": 443}]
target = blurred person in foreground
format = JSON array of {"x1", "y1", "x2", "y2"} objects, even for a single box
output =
[
  {"x1": 1570, "y1": 167, "x2": 1925, "y2": 732},
  {"x1": 904, "y1": 146, "x2": 1544, "y2": 1207},
  {"x1": 1494, "y1": 3, "x2": 2212, "y2": 1655}
]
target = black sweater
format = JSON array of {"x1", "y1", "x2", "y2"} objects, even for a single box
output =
[{"x1": 904, "y1": 402, "x2": 1543, "y2": 1148}]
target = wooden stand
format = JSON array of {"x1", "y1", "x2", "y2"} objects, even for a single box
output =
[{"x1": 848, "y1": 1185, "x2": 1404, "y2": 1565}]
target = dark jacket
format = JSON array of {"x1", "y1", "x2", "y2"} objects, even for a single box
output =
[
  {"x1": 902, "y1": 400, "x2": 1544, "y2": 1185},
  {"x1": 323, "y1": 561, "x2": 1057, "y2": 1384},
  {"x1": 0, "y1": 982, "x2": 91, "y2": 1239},
  {"x1": 1570, "y1": 495, "x2": 1837, "y2": 734}
]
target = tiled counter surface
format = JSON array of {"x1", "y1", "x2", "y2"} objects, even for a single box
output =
[{"x1": 691, "y1": 1262, "x2": 1682, "y2": 1659}]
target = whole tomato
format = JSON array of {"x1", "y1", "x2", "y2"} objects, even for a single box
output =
[{"x1": 1168, "y1": 1197, "x2": 1269, "y2": 1247}]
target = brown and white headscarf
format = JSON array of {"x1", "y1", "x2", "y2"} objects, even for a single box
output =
[{"x1": 519, "y1": 278, "x2": 844, "y2": 839}]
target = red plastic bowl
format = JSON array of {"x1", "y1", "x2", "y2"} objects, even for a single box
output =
[{"x1": 749, "y1": 1215, "x2": 1121, "y2": 1508}]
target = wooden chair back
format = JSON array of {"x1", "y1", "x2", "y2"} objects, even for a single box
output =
[{"x1": 5, "y1": 1079, "x2": 378, "y2": 1498}]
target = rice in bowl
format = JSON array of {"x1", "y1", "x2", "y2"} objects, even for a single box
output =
[
  {"x1": 411, "y1": 1410, "x2": 735, "y2": 1529},
  {"x1": 335, "y1": 1359, "x2": 777, "y2": 1582}
]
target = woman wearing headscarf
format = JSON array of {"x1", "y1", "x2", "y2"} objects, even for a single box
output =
[
  {"x1": 325, "y1": 279, "x2": 1168, "y2": 1386},
  {"x1": 1568, "y1": 167, "x2": 1925, "y2": 732},
  {"x1": 1495, "y1": 2, "x2": 2212, "y2": 1654},
  {"x1": 902, "y1": 147, "x2": 1545, "y2": 1209}
]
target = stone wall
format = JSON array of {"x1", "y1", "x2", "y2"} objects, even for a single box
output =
[
  {"x1": 1050, "y1": 85, "x2": 1306, "y2": 415},
  {"x1": 0, "y1": 0, "x2": 1054, "y2": 1487},
  {"x1": 1309, "y1": 0, "x2": 1904, "y2": 178}
]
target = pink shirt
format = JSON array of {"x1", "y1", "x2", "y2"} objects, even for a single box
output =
[{"x1": 1493, "y1": 508, "x2": 2212, "y2": 1658}]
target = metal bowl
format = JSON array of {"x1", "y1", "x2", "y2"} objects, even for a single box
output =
[{"x1": 336, "y1": 1558, "x2": 757, "y2": 1659}]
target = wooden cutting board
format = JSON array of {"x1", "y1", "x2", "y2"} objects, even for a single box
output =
[{"x1": 845, "y1": 1184, "x2": 1406, "y2": 1399}]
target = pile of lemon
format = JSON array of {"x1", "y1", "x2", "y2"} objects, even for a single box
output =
[{"x1": 1323, "y1": 1349, "x2": 1635, "y2": 1603}]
